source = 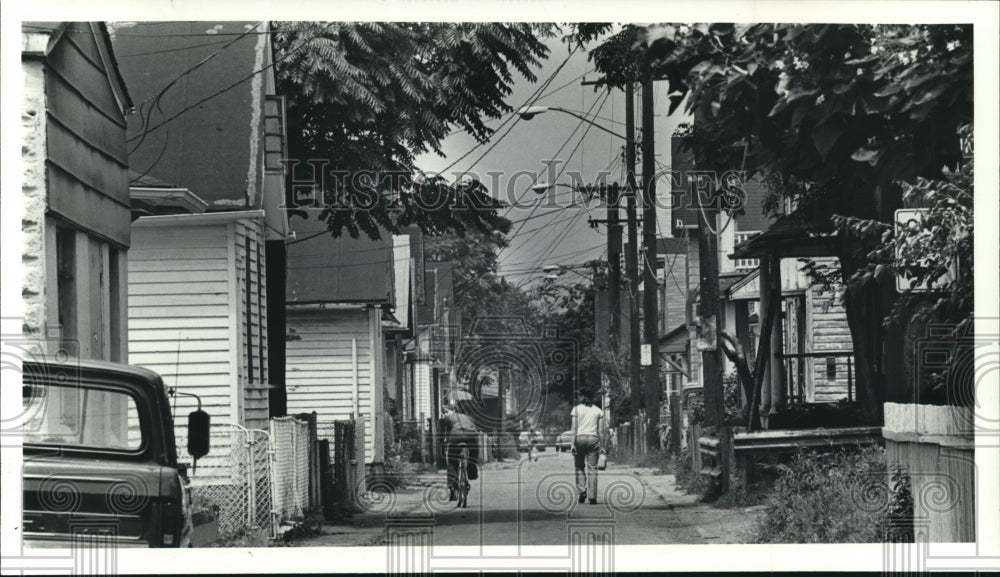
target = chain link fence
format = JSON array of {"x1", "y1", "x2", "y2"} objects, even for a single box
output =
[
  {"x1": 180, "y1": 423, "x2": 272, "y2": 540},
  {"x1": 177, "y1": 415, "x2": 368, "y2": 543},
  {"x1": 270, "y1": 417, "x2": 310, "y2": 522}
]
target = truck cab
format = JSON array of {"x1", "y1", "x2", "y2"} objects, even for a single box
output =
[{"x1": 20, "y1": 357, "x2": 208, "y2": 548}]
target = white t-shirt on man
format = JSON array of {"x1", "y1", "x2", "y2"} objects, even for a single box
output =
[{"x1": 571, "y1": 403, "x2": 603, "y2": 436}]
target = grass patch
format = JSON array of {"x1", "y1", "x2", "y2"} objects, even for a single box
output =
[
  {"x1": 750, "y1": 445, "x2": 912, "y2": 543},
  {"x1": 208, "y1": 527, "x2": 274, "y2": 548}
]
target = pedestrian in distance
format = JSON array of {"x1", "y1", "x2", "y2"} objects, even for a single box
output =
[{"x1": 571, "y1": 389, "x2": 606, "y2": 505}]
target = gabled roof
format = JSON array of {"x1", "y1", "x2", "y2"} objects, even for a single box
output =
[
  {"x1": 730, "y1": 197, "x2": 840, "y2": 259},
  {"x1": 659, "y1": 322, "x2": 689, "y2": 355},
  {"x1": 111, "y1": 21, "x2": 269, "y2": 210},
  {"x1": 285, "y1": 212, "x2": 394, "y2": 305},
  {"x1": 23, "y1": 22, "x2": 134, "y2": 115}
]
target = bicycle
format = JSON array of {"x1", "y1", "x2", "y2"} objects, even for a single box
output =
[{"x1": 455, "y1": 442, "x2": 470, "y2": 508}]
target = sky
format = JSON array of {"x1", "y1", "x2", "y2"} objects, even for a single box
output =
[{"x1": 413, "y1": 29, "x2": 691, "y2": 287}]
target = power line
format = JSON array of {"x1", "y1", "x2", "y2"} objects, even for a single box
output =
[
  {"x1": 431, "y1": 44, "x2": 581, "y2": 183},
  {"x1": 125, "y1": 22, "x2": 334, "y2": 146},
  {"x1": 501, "y1": 92, "x2": 612, "y2": 279},
  {"x1": 503, "y1": 242, "x2": 607, "y2": 268},
  {"x1": 503, "y1": 152, "x2": 621, "y2": 256},
  {"x1": 500, "y1": 90, "x2": 610, "y2": 256},
  {"x1": 128, "y1": 22, "x2": 264, "y2": 174},
  {"x1": 439, "y1": 66, "x2": 597, "y2": 138},
  {"x1": 25, "y1": 24, "x2": 275, "y2": 37},
  {"x1": 116, "y1": 36, "x2": 240, "y2": 58}
]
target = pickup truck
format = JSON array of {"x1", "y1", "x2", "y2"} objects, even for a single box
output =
[{"x1": 21, "y1": 357, "x2": 209, "y2": 548}]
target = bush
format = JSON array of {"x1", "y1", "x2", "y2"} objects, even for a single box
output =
[
  {"x1": 878, "y1": 465, "x2": 915, "y2": 542},
  {"x1": 672, "y1": 448, "x2": 710, "y2": 497},
  {"x1": 752, "y1": 445, "x2": 901, "y2": 543},
  {"x1": 690, "y1": 370, "x2": 741, "y2": 426},
  {"x1": 396, "y1": 421, "x2": 424, "y2": 463}
]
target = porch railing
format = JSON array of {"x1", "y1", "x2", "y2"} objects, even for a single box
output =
[{"x1": 775, "y1": 351, "x2": 855, "y2": 404}]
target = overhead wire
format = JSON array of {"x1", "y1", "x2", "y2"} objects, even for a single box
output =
[
  {"x1": 125, "y1": 22, "x2": 335, "y2": 147},
  {"x1": 503, "y1": 93, "x2": 613, "y2": 285},
  {"x1": 127, "y1": 21, "x2": 264, "y2": 163},
  {"x1": 501, "y1": 152, "x2": 621, "y2": 256},
  {"x1": 499, "y1": 90, "x2": 610, "y2": 262},
  {"x1": 431, "y1": 44, "x2": 581, "y2": 183}
]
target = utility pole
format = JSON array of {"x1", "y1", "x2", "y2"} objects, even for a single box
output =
[
  {"x1": 624, "y1": 82, "x2": 642, "y2": 422},
  {"x1": 640, "y1": 77, "x2": 660, "y2": 451},
  {"x1": 691, "y1": 98, "x2": 730, "y2": 491},
  {"x1": 606, "y1": 183, "x2": 622, "y2": 353}
]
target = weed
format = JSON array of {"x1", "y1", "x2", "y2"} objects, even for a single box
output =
[
  {"x1": 751, "y1": 444, "x2": 892, "y2": 543},
  {"x1": 208, "y1": 527, "x2": 274, "y2": 548},
  {"x1": 672, "y1": 448, "x2": 711, "y2": 497},
  {"x1": 878, "y1": 465, "x2": 915, "y2": 542}
]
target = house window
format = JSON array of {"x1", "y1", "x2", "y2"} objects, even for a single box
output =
[
  {"x1": 826, "y1": 357, "x2": 837, "y2": 380},
  {"x1": 733, "y1": 232, "x2": 760, "y2": 270},
  {"x1": 264, "y1": 95, "x2": 287, "y2": 172}
]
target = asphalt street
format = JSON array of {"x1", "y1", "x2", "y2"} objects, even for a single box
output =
[{"x1": 300, "y1": 448, "x2": 719, "y2": 548}]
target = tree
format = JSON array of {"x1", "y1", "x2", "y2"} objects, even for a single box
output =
[
  {"x1": 424, "y1": 229, "x2": 532, "y2": 327},
  {"x1": 273, "y1": 22, "x2": 555, "y2": 240},
  {"x1": 532, "y1": 266, "x2": 609, "y2": 411},
  {"x1": 573, "y1": 23, "x2": 973, "y2": 417}
]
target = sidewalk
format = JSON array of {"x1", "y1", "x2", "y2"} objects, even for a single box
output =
[{"x1": 623, "y1": 465, "x2": 767, "y2": 544}]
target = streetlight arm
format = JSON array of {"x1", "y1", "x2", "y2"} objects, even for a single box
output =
[{"x1": 518, "y1": 106, "x2": 632, "y2": 143}]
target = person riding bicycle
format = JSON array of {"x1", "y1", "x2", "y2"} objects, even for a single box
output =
[{"x1": 441, "y1": 400, "x2": 479, "y2": 501}]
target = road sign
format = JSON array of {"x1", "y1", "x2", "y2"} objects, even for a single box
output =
[
  {"x1": 894, "y1": 208, "x2": 957, "y2": 292},
  {"x1": 640, "y1": 344, "x2": 652, "y2": 366}
]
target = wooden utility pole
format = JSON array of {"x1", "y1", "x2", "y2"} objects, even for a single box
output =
[
  {"x1": 625, "y1": 82, "x2": 642, "y2": 420},
  {"x1": 640, "y1": 77, "x2": 660, "y2": 451},
  {"x1": 696, "y1": 181, "x2": 730, "y2": 493},
  {"x1": 606, "y1": 183, "x2": 622, "y2": 353}
]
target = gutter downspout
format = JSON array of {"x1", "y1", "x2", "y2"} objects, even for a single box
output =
[{"x1": 352, "y1": 337, "x2": 360, "y2": 420}]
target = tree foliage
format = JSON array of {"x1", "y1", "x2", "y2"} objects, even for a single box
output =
[
  {"x1": 424, "y1": 228, "x2": 535, "y2": 327},
  {"x1": 573, "y1": 22, "x2": 973, "y2": 412},
  {"x1": 273, "y1": 22, "x2": 555, "y2": 239}
]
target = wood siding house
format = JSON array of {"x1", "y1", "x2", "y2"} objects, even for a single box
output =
[
  {"x1": 667, "y1": 135, "x2": 858, "y2": 427},
  {"x1": 284, "y1": 214, "x2": 394, "y2": 465},
  {"x1": 112, "y1": 22, "x2": 288, "y2": 480},
  {"x1": 21, "y1": 22, "x2": 133, "y2": 361},
  {"x1": 410, "y1": 261, "x2": 459, "y2": 436}
]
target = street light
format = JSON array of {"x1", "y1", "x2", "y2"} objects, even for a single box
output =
[
  {"x1": 531, "y1": 181, "x2": 611, "y2": 203},
  {"x1": 517, "y1": 106, "x2": 631, "y2": 143},
  {"x1": 530, "y1": 181, "x2": 570, "y2": 195},
  {"x1": 519, "y1": 89, "x2": 659, "y2": 453}
]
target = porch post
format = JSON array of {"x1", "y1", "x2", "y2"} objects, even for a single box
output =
[
  {"x1": 768, "y1": 257, "x2": 786, "y2": 413},
  {"x1": 758, "y1": 257, "x2": 772, "y2": 416}
]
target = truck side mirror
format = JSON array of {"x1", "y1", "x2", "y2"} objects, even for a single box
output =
[{"x1": 187, "y1": 410, "x2": 210, "y2": 459}]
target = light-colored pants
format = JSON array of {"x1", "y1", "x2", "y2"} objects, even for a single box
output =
[{"x1": 574, "y1": 434, "x2": 600, "y2": 499}]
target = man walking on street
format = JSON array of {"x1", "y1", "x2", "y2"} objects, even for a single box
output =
[{"x1": 571, "y1": 390, "x2": 606, "y2": 505}]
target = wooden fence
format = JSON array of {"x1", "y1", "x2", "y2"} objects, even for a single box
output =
[{"x1": 883, "y1": 402, "x2": 975, "y2": 542}]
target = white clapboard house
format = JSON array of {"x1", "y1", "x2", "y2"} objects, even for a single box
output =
[
  {"x1": 115, "y1": 22, "x2": 289, "y2": 480},
  {"x1": 284, "y1": 213, "x2": 398, "y2": 466}
]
